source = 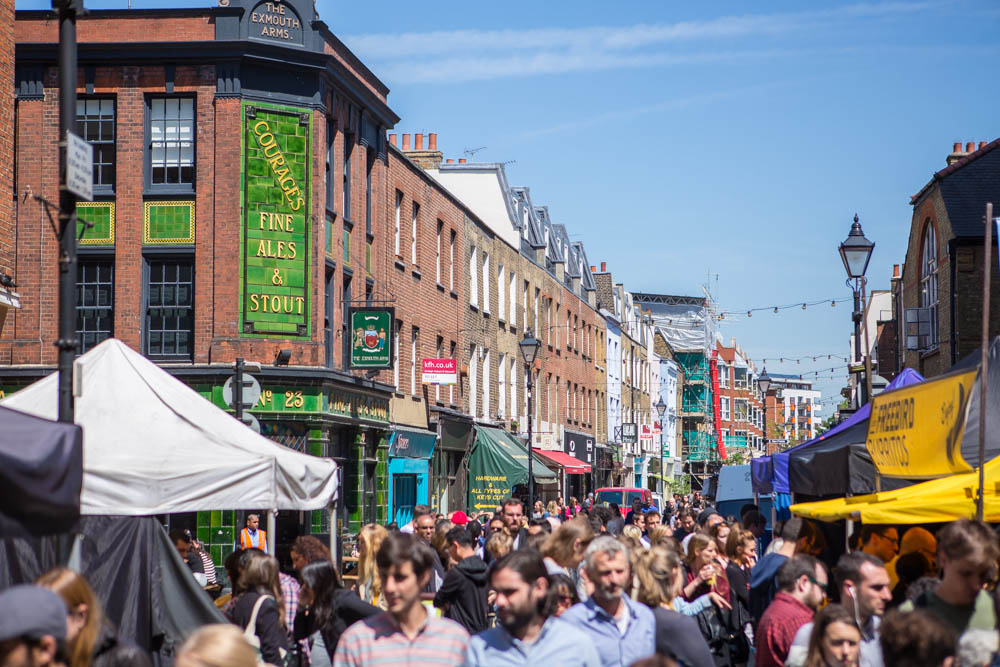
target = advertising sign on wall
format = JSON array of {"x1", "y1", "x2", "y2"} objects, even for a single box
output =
[
  {"x1": 563, "y1": 429, "x2": 594, "y2": 466},
  {"x1": 622, "y1": 423, "x2": 638, "y2": 444},
  {"x1": 349, "y1": 308, "x2": 394, "y2": 369},
  {"x1": 240, "y1": 103, "x2": 311, "y2": 337},
  {"x1": 422, "y1": 359, "x2": 458, "y2": 385}
]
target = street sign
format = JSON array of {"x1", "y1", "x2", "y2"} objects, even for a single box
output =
[
  {"x1": 65, "y1": 132, "x2": 93, "y2": 201},
  {"x1": 241, "y1": 412, "x2": 261, "y2": 434},
  {"x1": 223, "y1": 374, "x2": 262, "y2": 409},
  {"x1": 770, "y1": 438, "x2": 789, "y2": 445},
  {"x1": 622, "y1": 422, "x2": 638, "y2": 444}
]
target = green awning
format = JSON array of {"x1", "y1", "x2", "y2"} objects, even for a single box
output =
[{"x1": 468, "y1": 426, "x2": 557, "y2": 512}]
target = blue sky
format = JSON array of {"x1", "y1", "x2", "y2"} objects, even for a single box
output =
[{"x1": 19, "y1": 0, "x2": 999, "y2": 408}]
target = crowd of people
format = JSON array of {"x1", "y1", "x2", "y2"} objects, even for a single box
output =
[{"x1": 3, "y1": 493, "x2": 1000, "y2": 667}]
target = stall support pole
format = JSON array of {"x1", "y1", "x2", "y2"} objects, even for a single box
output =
[
  {"x1": 977, "y1": 202, "x2": 992, "y2": 522},
  {"x1": 267, "y1": 509, "x2": 276, "y2": 555}
]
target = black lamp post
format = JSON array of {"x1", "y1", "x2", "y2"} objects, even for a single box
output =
[
  {"x1": 758, "y1": 367, "x2": 771, "y2": 453},
  {"x1": 656, "y1": 396, "x2": 667, "y2": 497},
  {"x1": 839, "y1": 214, "x2": 875, "y2": 407},
  {"x1": 520, "y1": 329, "x2": 541, "y2": 510}
]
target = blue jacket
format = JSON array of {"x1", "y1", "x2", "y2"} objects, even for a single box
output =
[{"x1": 749, "y1": 552, "x2": 788, "y2": 622}]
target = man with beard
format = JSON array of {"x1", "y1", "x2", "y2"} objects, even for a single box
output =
[
  {"x1": 754, "y1": 554, "x2": 828, "y2": 667},
  {"x1": 466, "y1": 550, "x2": 600, "y2": 666},
  {"x1": 561, "y1": 536, "x2": 655, "y2": 666}
]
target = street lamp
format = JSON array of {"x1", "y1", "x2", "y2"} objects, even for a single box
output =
[
  {"x1": 758, "y1": 367, "x2": 771, "y2": 454},
  {"x1": 520, "y1": 329, "x2": 541, "y2": 511},
  {"x1": 656, "y1": 396, "x2": 667, "y2": 498},
  {"x1": 839, "y1": 214, "x2": 875, "y2": 407}
]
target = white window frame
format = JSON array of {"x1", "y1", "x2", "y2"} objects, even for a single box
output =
[
  {"x1": 411, "y1": 201, "x2": 419, "y2": 265},
  {"x1": 498, "y1": 353, "x2": 507, "y2": 419},
  {"x1": 720, "y1": 396, "x2": 730, "y2": 421},
  {"x1": 393, "y1": 191, "x2": 402, "y2": 256},
  {"x1": 497, "y1": 263, "x2": 505, "y2": 322},
  {"x1": 482, "y1": 251, "x2": 490, "y2": 314},
  {"x1": 469, "y1": 345, "x2": 478, "y2": 417},
  {"x1": 482, "y1": 348, "x2": 490, "y2": 419},
  {"x1": 410, "y1": 326, "x2": 418, "y2": 396},
  {"x1": 435, "y1": 220, "x2": 442, "y2": 284},
  {"x1": 921, "y1": 222, "x2": 939, "y2": 347},
  {"x1": 508, "y1": 271, "x2": 517, "y2": 328},
  {"x1": 469, "y1": 246, "x2": 478, "y2": 307}
]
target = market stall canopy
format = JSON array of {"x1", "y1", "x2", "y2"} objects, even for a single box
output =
[
  {"x1": 867, "y1": 338, "x2": 1000, "y2": 480},
  {"x1": 753, "y1": 369, "x2": 924, "y2": 496},
  {"x1": 0, "y1": 405, "x2": 83, "y2": 536},
  {"x1": 467, "y1": 426, "x2": 556, "y2": 511},
  {"x1": 534, "y1": 449, "x2": 591, "y2": 474},
  {"x1": 0, "y1": 339, "x2": 337, "y2": 515}
]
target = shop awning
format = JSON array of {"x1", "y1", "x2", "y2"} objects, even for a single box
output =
[
  {"x1": 467, "y1": 426, "x2": 557, "y2": 512},
  {"x1": 388, "y1": 428, "x2": 437, "y2": 459},
  {"x1": 535, "y1": 449, "x2": 592, "y2": 474}
]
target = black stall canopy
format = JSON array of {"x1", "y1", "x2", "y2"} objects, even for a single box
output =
[{"x1": 0, "y1": 405, "x2": 82, "y2": 536}]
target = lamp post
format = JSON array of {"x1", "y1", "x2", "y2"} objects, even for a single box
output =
[
  {"x1": 520, "y1": 329, "x2": 541, "y2": 511},
  {"x1": 839, "y1": 214, "x2": 875, "y2": 408},
  {"x1": 656, "y1": 396, "x2": 667, "y2": 498},
  {"x1": 758, "y1": 367, "x2": 771, "y2": 454}
]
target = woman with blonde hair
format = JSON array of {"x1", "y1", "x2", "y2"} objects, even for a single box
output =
[
  {"x1": 37, "y1": 567, "x2": 148, "y2": 667},
  {"x1": 540, "y1": 516, "x2": 594, "y2": 576},
  {"x1": 176, "y1": 624, "x2": 257, "y2": 667},
  {"x1": 682, "y1": 533, "x2": 731, "y2": 603},
  {"x1": 647, "y1": 525, "x2": 678, "y2": 550},
  {"x1": 230, "y1": 551, "x2": 287, "y2": 665},
  {"x1": 355, "y1": 523, "x2": 388, "y2": 609},
  {"x1": 484, "y1": 530, "x2": 512, "y2": 561}
]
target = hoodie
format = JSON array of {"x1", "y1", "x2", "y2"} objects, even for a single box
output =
[{"x1": 433, "y1": 555, "x2": 490, "y2": 634}]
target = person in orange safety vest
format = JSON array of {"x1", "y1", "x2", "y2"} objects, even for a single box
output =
[{"x1": 238, "y1": 513, "x2": 267, "y2": 552}]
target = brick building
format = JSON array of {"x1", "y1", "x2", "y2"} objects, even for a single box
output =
[
  {"x1": 715, "y1": 339, "x2": 764, "y2": 457},
  {"x1": 0, "y1": 0, "x2": 17, "y2": 334},
  {"x1": 892, "y1": 140, "x2": 1000, "y2": 378},
  {"x1": 3, "y1": 0, "x2": 405, "y2": 562}
]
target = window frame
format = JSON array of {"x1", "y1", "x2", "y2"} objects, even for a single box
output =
[
  {"x1": 142, "y1": 250, "x2": 195, "y2": 361},
  {"x1": 76, "y1": 254, "x2": 115, "y2": 354},
  {"x1": 144, "y1": 95, "x2": 196, "y2": 194},
  {"x1": 77, "y1": 96, "x2": 117, "y2": 195},
  {"x1": 920, "y1": 221, "x2": 940, "y2": 347}
]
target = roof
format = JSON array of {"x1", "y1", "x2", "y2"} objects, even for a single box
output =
[{"x1": 912, "y1": 138, "x2": 1000, "y2": 239}]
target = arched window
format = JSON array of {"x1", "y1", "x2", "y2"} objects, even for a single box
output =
[{"x1": 920, "y1": 221, "x2": 939, "y2": 346}]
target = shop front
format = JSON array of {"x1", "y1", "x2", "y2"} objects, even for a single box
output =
[
  {"x1": 467, "y1": 426, "x2": 557, "y2": 512},
  {"x1": 535, "y1": 448, "x2": 591, "y2": 503},
  {"x1": 387, "y1": 427, "x2": 437, "y2": 527},
  {"x1": 430, "y1": 410, "x2": 475, "y2": 515}
]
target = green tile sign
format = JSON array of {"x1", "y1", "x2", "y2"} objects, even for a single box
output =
[
  {"x1": 144, "y1": 201, "x2": 194, "y2": 244},
  {"x1": 240, "y1": 103, "x2": 311, "y2": 337},
  {"x1": 349, "y1": 308, "x2": 394, "y2": 369},
  {"x1": 76, "y1": 202, "x2": 115, "y2": 245}
]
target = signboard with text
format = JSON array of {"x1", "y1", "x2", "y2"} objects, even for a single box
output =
[
  {"x1": 349, "y1": 308, "x2": 394, "y2": 369},
  {"x1": 622, "y1": 422, "x2": 638, "y2": 444},
  {"x1": 422, "y1": 358, "x2": 457, "y2": 385},
  {"x1": 563, "y1": 429, "x2": 594, "y2": 466},
  {"x1": 240, "y1": 103, "x2": 311, "y2": 337}
]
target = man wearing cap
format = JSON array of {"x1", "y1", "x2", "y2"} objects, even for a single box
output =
[
  {"x1": 450, "y1": 510, "x2": 469, "y2": 527},
  {"x1": 0, "y1": 585, "x2": 69, "y2": 667}
]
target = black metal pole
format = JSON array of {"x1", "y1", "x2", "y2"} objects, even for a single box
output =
[
  {"x1": 56, "y1": 0, "x2": 78, "y2": 424},
  {"x1": 527, "y1": 371, "x2": 534, "y2": 511},
  {"x1": 852, "y1": 283, "x2": 863, "y2": 407},
  {"x1": 235, "y1": 357, "x2": 244, "y2": 422}
]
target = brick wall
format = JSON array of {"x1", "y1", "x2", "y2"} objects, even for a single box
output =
[
  {"x1": 0, "y1": 0, "x2": 12, "y2": 281},
  {"x1": 16, "y1": 13, "x2": 215, "y2": 44}
]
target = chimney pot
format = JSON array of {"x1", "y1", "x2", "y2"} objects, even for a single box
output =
[
  {"x1": 428, "y1": 133, "x2": 437, "y2": 150},
  {"x1": 446, "y1": 158, "x2": 454, "y2": 164},
  {"x1": 590, "y1": 265, "x2": 597, "y2": 273},
  {"x1": 458, "y1": 158, "x2": 466, "y2": 164},
  {"x1": 389, "y1": 133, "x2": 397, "y2": 147},
  {"x1": 415, "y1": 133, "x2": 424, "y2": 150},
  {"x1": 966, "y1": 141, "x2": 976, "y2": 153},
  {"x1": 953, "y1": 142, "x2": 962, "y2": 153},
  {"x1": 980, "y1": 141, "x2": 987, "y2": 150},
  {"x1": 893, "y1": 264, "x2": 900, "y2": 279},
  {"x1": 601, "y1": 262, "x2": 607, "y2": 272},
  {"x1": 402, "y1": 134, "x2": 411, "y2": 150}
]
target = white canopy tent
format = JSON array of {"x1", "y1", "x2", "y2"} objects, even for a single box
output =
[{"x1": 1, "y1": 340, "x2": 338, "y2": 539}]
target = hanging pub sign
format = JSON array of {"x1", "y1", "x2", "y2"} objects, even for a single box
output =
[{"x1": 349, "y1": 307, "x2": 394, "y2": 369}]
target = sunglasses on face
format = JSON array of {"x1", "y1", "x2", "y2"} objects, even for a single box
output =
[{"x1": 807, "y1": 576, "x2": 828, "y2": 593}]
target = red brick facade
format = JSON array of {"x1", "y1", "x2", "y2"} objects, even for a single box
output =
[{"x1": 0, "y1": 0, "x2": 12, "y2": 282}]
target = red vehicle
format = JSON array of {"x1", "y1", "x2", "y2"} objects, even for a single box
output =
[{"x1": 595, "y1": 487, "x2": 653, "y2": 516}]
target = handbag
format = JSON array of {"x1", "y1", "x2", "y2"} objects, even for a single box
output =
[{"x1": 242, "y1": 594, "x2": 291, "y2": 667}]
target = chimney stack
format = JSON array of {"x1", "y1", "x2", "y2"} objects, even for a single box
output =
[
  {"x1": 600, "y1": 262, "x2": 607, "y2": 272},
  {"x1": 402, "y1": 134, "x2": 411, "y2": 151},
  {"x1": 400, "y1": 132, "x2": 443, "y2": 170},
  {"x1": 415, "y1": 134, "x2": 424, "y2": 150},
  {"x1": 428, "y1": 133, "x2": 437, "y2": 150},
  {"x1": 389, "y1": 133, "x2": 397, "y2": 147},
  {"x1": 947, "y1": 141, "x2": 966, "y2": 166},
  {"x1": 446, "y1": 159, "x2": 454, "y2": 164},
  {"x1": 892, "y1": 264, "x2": 900, "y2": 279},
  {"x1": 458, "y1": 158, "x2": 466, "y2": 164},
  {"x1": 590, "y1": 265, "x2": 597, "y2": 273},
  {"x1": 980, "y1": 141, "x2": 988, "y2": 150},
  {"x1": 953, "y1": 142, "x2": 962, "y2": 153}
]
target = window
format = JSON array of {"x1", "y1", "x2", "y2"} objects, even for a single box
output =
[
  {"x1": 342, "y1": 134, "x2": 353, "y2": 220},
  {"x1": 410, "y1": 326, "x2": 419, "y2": 395},
  {"x1": 436, "y1": 221, "x2": 443, "y2": 284},
  {"x1": 497, "y1": 264, "x2": 505, "y2": 321},
  {"x1": 509, "y1": 358, "x2": 517, "y2": 422},
  {"x1": 469, "y1": 345, "x2": 478, "y2": 417},
  {"x1": 469, "y1": 246, "x2": 478, "y2": 307},
  {"x1": 482, "y1": 349, "x2": 490, "y2": 419},
  {"x1": 735, "y1": 399, "x2": 749, "y2": 422},
  {"x1": 324, "y1": 267, "x2": 335, "y2": 368},
  {"x1": 342, "y1": 224, "x2": 350, "y2": 263},
  {"x1": 145, "y1": 258, "x2": 194, "y2": 359},
  {"x1": 720, "y1": 397, "x2": 730, "y2": 421},
  {"x1": 498, "y1": 353, "x2": 507, "y2": 419},
  {"x1": 411, "y1": 202, "x2": 419, "y2": 265},
  {"x1": 77, "y1": 98, "x2": 115, "y2": 191},
  {"x1": 921, "y1": 221, "x2": 939, "y2": 346},
  {"x1": 534, "y1": 288, "x2": 539, "y2": 332},
  {"x1": 393, "y1": 319, "x2": 401, "y2": 391},
  {"x1": 148, "y1": 97, "x2": 194, "y2": 188},
  {"x1": 365, "y1": 151, "x2": 374, "y2": 235},
  {"x1": 482, "y1": 252, "x2": 490, "y2": 313},
  {"x1": 734, "y1": 367, "x2": 748, "y2": 389},
  {"x1": 326, "y1": 121, "x2": 335, "y2": 212},
  {"x1": 717, "y1": 364, "x2": 728, "y2": 388},
  {"x1": 394, "y1": 191, "x2": 402, "y2": 256},
  {"x1": 77, "y1": 258, "x2": 114, "y2": 354},
  {"x1": 546, "y1": 374, "x2": 553, "y2": 423},
  {"x1": 341, "y1": 274, "x2": 352, "y2": 371},
  {"x1": 523, "y1": 280, "x2": 529, "y2": 331},
  {"x1": 449, "y1": 230, "x2": 455, "y2": 290},
  {"x1": 508, "y1": 272, "x2": 517, "y2": 328}
]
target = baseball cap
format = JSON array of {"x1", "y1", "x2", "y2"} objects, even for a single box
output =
[
  {"x1": 0, "y1": 585, "x2": 68, "y2": 642},
  {"x1": 450, "y1": 510, "x2": 469, "y2": 526}
]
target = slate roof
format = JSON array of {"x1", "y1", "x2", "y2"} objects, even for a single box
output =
[{"x1": 912, "y1": 138, "x2": 1000, "y2": 239}]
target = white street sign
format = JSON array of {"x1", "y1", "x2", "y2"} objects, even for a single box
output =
[
  {"x1": 223, "y1": 374, "x2": 262, "y2": 409},
  {"x1": 65, "y1": 132, "x2": 93, "y2": 202}
]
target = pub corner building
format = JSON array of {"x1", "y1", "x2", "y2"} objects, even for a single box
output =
[{"x1": 0, "y1": 0, "x2": 478, "y2": 566}]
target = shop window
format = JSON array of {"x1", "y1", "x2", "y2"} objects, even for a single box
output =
[
  {"x1": 77, "y1": 258, "x2": 114, "y2": 354},
  {"x1": 145, "y1": 257, "x2": 194, "y2": 360}
]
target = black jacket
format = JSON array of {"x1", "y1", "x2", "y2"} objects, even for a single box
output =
[
  {"x1": 433, "y1": 555, "x2": 489, "y2": 634},
  {"x1": 653, "y1": 607, "x2": 715, "y2": 667},
  {"x1": 231, "y1": 591, "x2": 289, "y2": 665},
  {"x1": 293, "y1": 589, "x2": 379, "y2": 660}
]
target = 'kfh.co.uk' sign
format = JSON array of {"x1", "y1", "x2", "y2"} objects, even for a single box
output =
[
  {"x1": 422, "y1": 358, "x2": 457, "y2": 386},
  {"x1": 639, "y1": 421, "x2": 663, "y2": 441}
]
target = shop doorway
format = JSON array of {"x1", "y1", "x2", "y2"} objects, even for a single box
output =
[{"x1": 393, "y1": 474, "x2": 417, "y2": 526}]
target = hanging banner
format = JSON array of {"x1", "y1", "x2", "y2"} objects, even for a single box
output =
[
  {"x1": 349, "y1": 308, "x2": 394, "y2": 369},
  {"x1": 866, "y1": 369, "x2": 977, "y2": 478}
]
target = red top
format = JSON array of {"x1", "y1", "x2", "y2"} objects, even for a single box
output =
[
  {"x1": 754, "y1": 592, "x2": 814, "y2": 667},
  {"x1": 684, "y1": 565, "x2": 731, "y2": 602}
]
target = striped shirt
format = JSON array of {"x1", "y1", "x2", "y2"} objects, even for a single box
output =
[{"x1": 333, "y1": 608, "x2": 469, "y2": 667}]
